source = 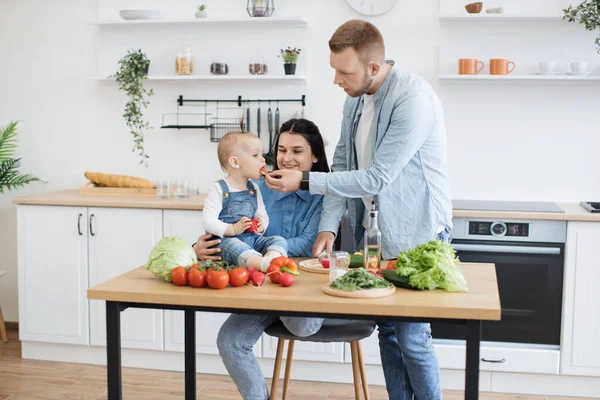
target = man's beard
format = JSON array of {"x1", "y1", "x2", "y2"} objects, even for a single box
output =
[{"x1": 348, "y1": 71, "x2": 374, "y2": 97}]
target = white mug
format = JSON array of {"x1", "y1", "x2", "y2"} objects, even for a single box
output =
[
  {"x1": 570, "y1": 61, "x2": 587, "y2": 74},
  {"x1": 538, "y1": 61, "x2": 555, "y2": 73}
]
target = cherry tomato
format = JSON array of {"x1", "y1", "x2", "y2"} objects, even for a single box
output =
[
  {"x1": 321, "y1": 258, "x2": 330, "y2": 269},
  {"x1": 207, "y1": 269, "x2": 229, "y2": 289},
  {"x1": 171, "y1": 266, "x2": 188, "y2": 286},
  {"x1": 229, "y1": 267, "x2": 249, "y2": 287},
  {"x1": 386, "y1": 260, "x2": 396, "y2": 270},
  {"x1": 188, "y1": 269, "x2": 206, "y2": 288}
]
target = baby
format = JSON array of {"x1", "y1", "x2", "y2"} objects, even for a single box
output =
[{"x1": 202, "y1": 131, "x2": 288, "y2": 271}]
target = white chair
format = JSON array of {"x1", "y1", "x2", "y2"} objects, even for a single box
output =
[{"x1": 0, "y1": 270, "x2": 8, "y2": 343}]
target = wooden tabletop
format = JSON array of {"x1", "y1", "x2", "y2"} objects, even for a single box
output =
[{"x1": 88, "y1": 262, "x2": 501, "y2": 321}]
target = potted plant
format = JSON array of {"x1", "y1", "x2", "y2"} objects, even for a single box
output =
[
  {"x1": 0, "y1": 121, "x2": 43, "y2": 194},
  {"x1": 279, "y1": 47, "x2": 301, "y2": 75},
  {"x1": 114, "y1": 49, "x2": 155, "y2": 166},
  {"x1": 196, "y1": 5, "x2": 207, "y2": 18},
  {"x1": 563, "y1": 1, "x2": 600, "y2": 54}
]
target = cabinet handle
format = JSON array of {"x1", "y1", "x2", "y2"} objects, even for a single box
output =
[
  {"x1": 77, "y1": 213, "x2": 83, "y2": 235},
  {"x1": 481, "y1": 358, "x2": 506, "y2": 364},
  {"x1": 90, "y1": 214, "x2": 96, "y2": 236}
]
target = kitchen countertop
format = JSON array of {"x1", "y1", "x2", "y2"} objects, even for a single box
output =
[{"x1": 12, "y1": 190, "x2": 600, "y2": 222}]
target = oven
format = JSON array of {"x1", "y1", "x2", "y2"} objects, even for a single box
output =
[{"x1": 431, "y1": 218, "x2": 566, "y2": 346}]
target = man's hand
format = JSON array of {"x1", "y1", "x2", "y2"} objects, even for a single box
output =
[
  {"x1": 193, "y1": 233, "x2": 222, "y2": 261},
  {"x1": 265, "y1": 170, "x2": 303, "y2": 193},
  {"x1": 312, "y1": 231, "x2": 336, "y2": 257}
]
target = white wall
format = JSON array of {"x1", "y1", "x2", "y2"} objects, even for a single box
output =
[{"x1": 0, "y1": 0, "x2": 599, "y2": 321}]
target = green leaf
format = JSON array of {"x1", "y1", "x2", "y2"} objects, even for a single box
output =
[{"x1": 0, "y1": 158, "x2": 45, "y2": 194}]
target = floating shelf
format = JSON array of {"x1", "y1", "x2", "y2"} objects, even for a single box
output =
[
  {"x1": 439, "y1": 74, "x2": 600, "y2": 82},
  {"x1": 97, "y1": 75, "x2": 308, "y2": 82},
  {"x1": 439, "y1": 14, "x2": 564, "y2": 23},
  {"x1": 94, "y1": 16, "x2": 308, "y2": 27}
]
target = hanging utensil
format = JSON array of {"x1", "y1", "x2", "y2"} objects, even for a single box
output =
[
  {"x1": 267, "y1": 100, "x2": 273, "y2": 152},
  {"x1": 274, "y1": 100, "x2": 280, "y2": 139},
  {"x1": 256, "y1": 101, "x2": 261, "y2": 139},
  {"x1": 245, "y1": 101, "x2": 251, "y2": 132}
]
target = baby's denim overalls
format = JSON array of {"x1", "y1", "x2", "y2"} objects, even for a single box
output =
[{"x1": 216, "y1": 179, "x2": 287, "y2": 266}]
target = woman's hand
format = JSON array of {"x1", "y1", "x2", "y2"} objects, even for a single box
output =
[
  {"x1": 312, "y1": 231, "x2": 335, "y2": 257},
  {"x1": 193, "y1": 233, "x2": 222, "y2": 261}
]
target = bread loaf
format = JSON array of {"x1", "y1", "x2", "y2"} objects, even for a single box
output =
[{"x1": 84, "y1": 172, "x2": 154, "y2": 189}]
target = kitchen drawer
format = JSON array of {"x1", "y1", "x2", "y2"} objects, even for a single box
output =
[{"x1": 434, "y1": 340, "x2": 560, "y2": 375}]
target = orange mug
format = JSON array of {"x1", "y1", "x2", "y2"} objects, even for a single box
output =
[
  {"x1": 490, "y1": 59, "x2": 515, "y2": 75},
  {"x1": 458, "y1": 58, "x2": 484, "y2": 75}
]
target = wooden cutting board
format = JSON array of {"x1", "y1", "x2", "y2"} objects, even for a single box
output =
[
  {"x1": 78, "y1": 183, "x2": 157, "y2": 196},
  {"x1": 322, "y1": 283, "x2": 396, "y2": 299},
  {"x1": 298, "y1": 258, "x2": 329, "y2": 274}
]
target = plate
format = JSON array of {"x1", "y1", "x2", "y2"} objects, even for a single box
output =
[
  {"x1": 322, "y1": 283, "x2": 396, "y2": 298},
  {"x1": 119, "y1": 10, "x2": 162, "y2": 20},
  {"x1": 534, "y1": 71, "x2": 560, "y2": 75},
  {"x1": 299, "y1": 258, "x2": 328, "y2": 274},
  {"x1": 566, "y1": 71, "x2": 591, "y2": 76}
]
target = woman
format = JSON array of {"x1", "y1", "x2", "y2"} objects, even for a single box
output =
[{"x1": 193, "y1": 118, "x2": 330, "y2": 400}]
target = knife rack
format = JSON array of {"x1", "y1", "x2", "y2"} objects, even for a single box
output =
[{"x1": 160, "y1": 95, "x2": 306, "y2": 139}]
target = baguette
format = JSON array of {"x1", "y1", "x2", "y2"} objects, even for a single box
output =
[{"x1": 84, "y1": 171, "x2": 154, "y2": 189}]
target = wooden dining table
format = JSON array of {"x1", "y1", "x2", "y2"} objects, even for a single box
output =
[{"x1": 87, "y1": 261, "x2": 500, "y2": 400}]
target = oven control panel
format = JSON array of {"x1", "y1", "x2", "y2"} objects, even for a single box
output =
[{"x1": 468, "y1": 221, "x2": 529, "y2": 237}]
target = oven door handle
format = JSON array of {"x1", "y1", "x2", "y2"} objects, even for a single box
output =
[{"x1": 452, "y1": 243, "x2": 561, "y2": 255}]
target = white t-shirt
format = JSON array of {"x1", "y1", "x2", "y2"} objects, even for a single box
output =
[
  {"x1": 355, "y1": 94, "x2": 375, "y2": 228},
  {"x1": 202, "y1": 180, "x2": 268, "y2": 237}
]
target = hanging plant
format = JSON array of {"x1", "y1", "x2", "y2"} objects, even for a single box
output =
[
  {"x1": 114, "y1": 49, "x2": 155, "y2": 166},
  {"x1": 563, "y1": 1, "x2": 600, "y2": 54}
]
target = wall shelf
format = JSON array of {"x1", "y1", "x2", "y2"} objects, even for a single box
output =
[
  {"x1": 439, "y1": 74, "x2": 600, "y2": 82},
  {"x1": 439, "y1": 14, "x2": 564, "y2": 23},
  {"x1": 96, "y1": 75, "x2": 308, "y2": 82},
  {"x1": 94, "y1": 16, "x2": 308, "y2": 28}
]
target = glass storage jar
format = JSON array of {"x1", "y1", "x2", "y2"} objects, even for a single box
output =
[
  {"x1": 249, "y1": 52, "x2": 267, "y2": 75},
  {"x1": 210, "y1": 53, "x2": 229, "y2": 75},
  {"x1": 175, "y1": 45, "x2": 193, "y2": 75}
]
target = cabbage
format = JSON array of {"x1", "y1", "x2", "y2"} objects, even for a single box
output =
[{"x1": 146, "y1": 236, "x2": 197, "y2": 282}]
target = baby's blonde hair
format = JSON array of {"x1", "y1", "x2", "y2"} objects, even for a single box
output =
[{"x1": 217, "y1": 132, "x2": 261, "y2": 171}]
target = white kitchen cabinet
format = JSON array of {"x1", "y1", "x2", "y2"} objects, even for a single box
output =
[
  {"x1": 161, "y1": 210, "x2": 263, "y2": 355},
  {"x1": 561, "y1": 221, "x2": 600, "y2": 377},
  {"x1": 89, "y1": 207, "x2": 163, "y2": 350},
  {"x1": 17, "y1": 205, "x2": 89, "y2": 345}
]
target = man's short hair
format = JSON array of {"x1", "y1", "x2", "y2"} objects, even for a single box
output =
[{"x1": 328, "y1": 19, "x2": 385, "y2": 63}]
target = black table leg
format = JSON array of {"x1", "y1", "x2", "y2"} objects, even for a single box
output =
[
  {"x1": 465, "y1": 320, "x2": 481, "y2": 400},
  {"x1": 106, "y1": 301, "x2": 123, "y2": 400},
  {"x1": 185, "y1": 309, "x2": 196, "y2": 400}
]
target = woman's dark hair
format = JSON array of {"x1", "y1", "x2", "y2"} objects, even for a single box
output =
[{"x1": 273, "y1": 118, "x2": 330, "y2": 173}]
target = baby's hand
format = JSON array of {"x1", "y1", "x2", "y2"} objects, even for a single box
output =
[
  {"x1": 233, "y1": 217, "x2": 252, "y2": 235},
  {"x1": 255, "y1": 216, "x2": 265, "y2": 233}
]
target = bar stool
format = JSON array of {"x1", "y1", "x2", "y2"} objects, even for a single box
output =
[
  {"x1": 265, "y1": 319, "x2": 375, "y2": 400},
  {"x1": 0, "y1": 270, "x2": 8, "y2": 343}
]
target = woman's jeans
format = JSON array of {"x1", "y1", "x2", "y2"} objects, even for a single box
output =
[
  {"x1": 217, "y1": 314, "x2": 324, "y2": 400},
  {"x1": 377, "y1": 228, "x2": 451, "y2": 400}
]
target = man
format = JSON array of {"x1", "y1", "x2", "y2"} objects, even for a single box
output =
[{"x1": 265, "y1": 19, "x2": 452, "y2": 400}]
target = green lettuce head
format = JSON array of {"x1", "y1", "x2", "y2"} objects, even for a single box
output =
[{"x1": 146, "y1": 236, "x2": 198, "y2": 282}]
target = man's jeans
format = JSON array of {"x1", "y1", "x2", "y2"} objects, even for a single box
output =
[
  {"x1": 217, "y1": 313, "x2": 324, "y2": 400},
  {"x1": 377, "y1": 228, "x2": 451, "y2": 400}
]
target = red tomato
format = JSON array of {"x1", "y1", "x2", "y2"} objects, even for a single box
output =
[
  {"x1": 279, "y1": 272, "x2": 295, "y2": 287},
  {"x1": 386, "y1": 260, "x2": 396, "y2": 270},
  {"x1": 229, "y1": 267, "x2": 249, "y2": 287},
  {"x1": 189, "y1": 263, "x2": 200, "y2": 270},
  {"x1": 245, "y1": 219, "x2": 259, "y2": 233},
  {"x1": 251, "y1": 271, "x2": 266, "y2": 286},
  {"x1": 207, "y1": 269, "x2": 229, "y2": 289},
  {"x1": 171, "y1": 266, "x2": 188, "y2": 286},
  {"x1": 188, "y1": 269, "x2": 206, "y2": 288},
  {"x1": 320, "y1": 258, "x2": 330, "y2": 269}
]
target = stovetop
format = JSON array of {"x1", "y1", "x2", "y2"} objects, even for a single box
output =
[{"x1": 452, "y1": 200, "x2": 564, "y2": 213}]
